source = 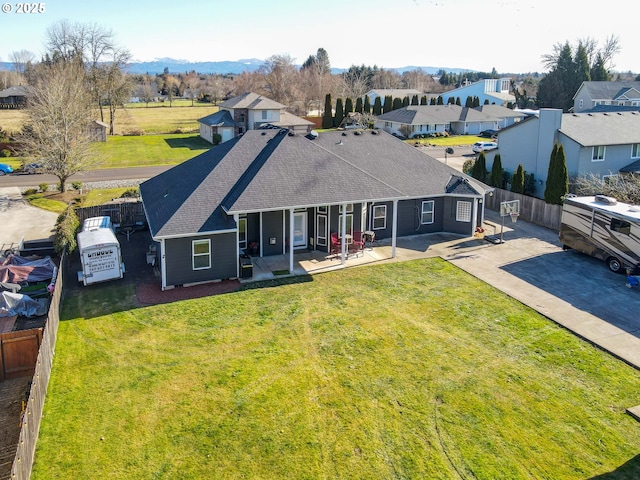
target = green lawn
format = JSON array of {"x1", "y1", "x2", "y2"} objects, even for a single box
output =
[
  {"x1": 32, "y1": 259, "x2": 640, "y2": 479},
  {"x1": 90, "y1": 133, "x2": 212, "y2": 168}
]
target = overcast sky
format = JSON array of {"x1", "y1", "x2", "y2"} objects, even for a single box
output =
[{"x1": 1, "y1": 0, "x2": 637, "y2": 74}]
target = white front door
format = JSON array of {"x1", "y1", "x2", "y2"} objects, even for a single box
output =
[{"x1": 293, "y1": 212, "x2": 307, "y2": 249}]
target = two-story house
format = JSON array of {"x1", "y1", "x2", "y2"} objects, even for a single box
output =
[
  {"x1": 198, "y1": 92, "x2": 313, "y2": 144},
  {"x1": 572, "y1": 81, "x2": 640, "y2": 113},
  {"x1": 487, "y1": 109, "x2": 640, "y2": 198},
  {"x1": 440, "y1": 78, "x2": 514, "y2": 107}
]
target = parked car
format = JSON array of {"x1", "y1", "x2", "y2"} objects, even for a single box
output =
[
  {"x1": 24, "y1": 163, "x2": 44, "y2": 174},
  {"x1": 0, "y1": 163, "x2": 13, "y2": 175},
  {"x1": 472, "y1": 141, "x2": 498, "y2": 153},
  {"x1": 479, "y1": 129, "x2": 498, "y2": 138}
]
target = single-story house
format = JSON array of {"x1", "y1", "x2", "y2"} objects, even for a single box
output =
[
  {"x1": 374, "y1": 104, "x2": 525, "y2": 138},
  {"x1": 0, "y1": 85, "x2": 31, "y2": 109},
  {"x1": 486, "y1": 109, "x2": 640, "y2": 198},
  {"x1": 140, "y1": 129, "x2": 491, "y2": 290},
  {"x1": 198, "y1": 92, "x2": 313, "y2": 144},
  {"x1": 363, "y1": 88, "x2": 426, "y2": 106}
]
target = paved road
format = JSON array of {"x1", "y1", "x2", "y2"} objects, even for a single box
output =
[{"x1": 0, "y1": 166, "x2": 171, "y2": 188}]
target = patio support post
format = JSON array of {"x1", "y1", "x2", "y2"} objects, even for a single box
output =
[
  {"x1": 289, "y1": 208, "x2": 294, "y2": 273},
  {"x1": 340, "y1": 203, "x2": 347, "y2": 265},
  {"x1": 391, "y1": 200, "x2": 398, "y2": 258},
  {"x1": 259, "y1": 212, "x2": 264, "y2": 257}
]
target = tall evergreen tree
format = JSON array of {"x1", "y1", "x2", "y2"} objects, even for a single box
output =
[
  {"x1": 511, "y1": 164, "x2": 525, "y2": 194},
  {"x1": 355, "y1": 97, "x2": 363, "y2": 114},
  {"x1": 471, "y1": 152, "x2": 488, "y2": 183},
  {"x1": 465, "y1": 96, "x2": 473, "y2": 107},
  {"x1": 489, "y1": 154, "x2": 503, "y2": 188},
  {"x1": 473, "y1": 96, "x2": 480, "y2": 107},
  {"x1": 373, "y1": 96, "x2": 382, "y2": 115},
  {"x1": 363, "y1": 95, "x2": 371, "y2": 113},
  {"x1": 392, "y1": 97, "x2": 403, "y2": 110},
  {"x1": 411, "y1": 94, "x2": 419, "y2": 105},
  {"x1": 544, "y1": 143, "x2": 568, "y2": 204},
  {"x1": 334, "y1": 98, "x2": 344, "y2": 127},
  {"x1": 402, "y1": 96, "x2": 410, "y2": 107},
  {"x1": 383, "y1": 95, "x2": 392, "y2": 113},
  {"x1": 447, "y1": 96, "x2": 455, "y2": 105},
  {"x1": 420, "y1": 95, "x2": 427, "y2": 105},
  {"x1": 436, "y1": 96, "x2": 444, "y2": 105},
  {"x1": 322, "y1": 93, "x2": 333, "y2": 129},
  {"x1": 345, "y1": 97, "x2": 353, "y2": 115},
  {"x1": 430, "y1": 97, "x2": 436, "y2": 105},
  {"x1": 590, "y1": 53, "x2": 610, "y2": 81},
  {"x1": 455, "y1": 97, "x2": 461, "y2": 106}
]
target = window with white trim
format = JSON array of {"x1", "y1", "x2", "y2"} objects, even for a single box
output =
[
  {"x1": 339, "y1": 203, "x2": 353, "y2": 213},
  {"x1": 372, "y1": 205, "x2": 386, "y2": 229},
  {"x1": 632, "y1": 144, "x2": 640, "y2": 159},
  {"x1": 238, "y1": 217, "x2": 247, "y2": 250},
  {"x1": 421, "y1": 201, "x2": 434, "y2": 224},
  {"x1": 456, "y1": 201, "x2": 472, "y2": 222},
  {"x1": 192, "y1": 239, "x2": 211, "y2": 270},
  {"x1": 592, "y1": 146, "x2": 605, "y2": 162}
]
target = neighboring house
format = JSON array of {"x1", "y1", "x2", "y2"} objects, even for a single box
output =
[
  {"x1": 489, "y1": 109, "x2": 640, "y2": 198},
  {"x1": 572, "y1": 81, "x2": 640, "y2": 113},
  {"x1": 198, "y1": 92, "x2": 313, "y2": 144},
  {"x1": 140, "y1": 129, "x2": 491, "y2": 290},
  {"x1": 364, "y1": 88, "x2": 426, "y2": 105},
  {"x1": 0, "y1": 85, "x2": 31, "y2": 109},
  {"x1": 440, "y1": 78, "x2": 514, "y2": 107},
  {"x1": 87, "y1": 120, "x2": 108, "y2": 142},
  {"x1": 129, "y1": 82, "x2": 160, "y2": 103},
  {"x1": 374, "y1": 104, "x2": 525, "y2": 138}
]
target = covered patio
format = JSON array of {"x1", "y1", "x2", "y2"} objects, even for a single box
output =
[{"x1": 240, "y1": 219, "x2": 504, "y2": 283}]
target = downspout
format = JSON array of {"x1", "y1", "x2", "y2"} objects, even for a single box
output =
[
  {"x1": 341, "y1": 203, "x2": 347, "y2": 265},
  {"x1": 259, "y1": 212, "x2": 264, "y2": 257},
  {"x1": 289, "y1": 208, "x2": 294, "y2": 273},
  {"x1": 234, "y1": 213, "x2": 240, "y2": 279},
  {"x1": 160, "y1": 238, "x2": 167, "y2": 291}
]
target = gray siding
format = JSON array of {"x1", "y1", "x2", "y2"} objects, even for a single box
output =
[
  {"x1": 442, "y1": 197, "x2": 474, "y2": 234},
  {"x1": 262, "y1": 210, "x2": 284, "y2": 256},
  {"x1": 396, "y1": 198, "x2": 444, "y2": 236},
  {"x1": 164, "y1": 232, "x2": 237, "y2": 286}
]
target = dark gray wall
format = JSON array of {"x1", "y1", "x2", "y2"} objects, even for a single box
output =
[
  {"x1": 164, "y1": 232, "x2": 237, "y2": 287},
  {"x1": 262, "y1": 210, "x2": 284, "y2": 256}
]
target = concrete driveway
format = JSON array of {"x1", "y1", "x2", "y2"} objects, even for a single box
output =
[{"x1": 0, "y1": 187, "x2": 58, "y2": 252}]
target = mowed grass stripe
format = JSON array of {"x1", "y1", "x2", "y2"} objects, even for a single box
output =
[{"x1": 33, "y1": 259, "x2": 640, "y2": 479}]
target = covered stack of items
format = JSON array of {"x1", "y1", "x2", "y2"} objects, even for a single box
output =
[{"x1": 0, "y1": 253, "x2": 57, "y2": 318}]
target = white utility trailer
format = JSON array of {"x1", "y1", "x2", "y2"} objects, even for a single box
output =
[{"x1": 77, "y1": 216, "x2": 125, "y2": 286}]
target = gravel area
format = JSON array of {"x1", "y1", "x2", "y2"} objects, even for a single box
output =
[{"x1": 18, "y1": 179, "x2": 146, "y2": 194}]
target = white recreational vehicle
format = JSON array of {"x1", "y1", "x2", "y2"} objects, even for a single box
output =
[
  {"x1": 77, "y1": 216, "x2": 125, "y2": 286},
  {"x1": 559, "y1": 195, "x2": 640, "y2": 274}
]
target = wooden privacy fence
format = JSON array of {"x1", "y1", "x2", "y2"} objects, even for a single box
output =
[
  {"x1": 0, "y1": 329, "x2": 42, "y2": 382},
  {"x1": 75, "y1": 201, "x2": 145, "y2": 228},
  {"x1": 485, "y1": 188, "x2": 563, "y2": 232},
  {"x1": 10, "y1": 254, "x2": 64, "y2": 480}
]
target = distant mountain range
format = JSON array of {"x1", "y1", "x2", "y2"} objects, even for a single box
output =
[{"x1": 0, "y1": 58, "x2": 468, "y2": 76}]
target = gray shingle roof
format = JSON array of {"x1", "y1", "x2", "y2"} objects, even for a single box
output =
[
  {"x1": 219, "y1": 92, "x2": 285, "y2": 110},
  {"x1": 577, "y1": 81, "x2": 640, "y2": 101},
  {"x1": 140, "y1": 130, "x2": 489, "y2": 238},
  {"x1": 559, "y1": 111, "x2": 640, "y2": 146},
  {"x1": 198, "y1": 110, "x2": 236, "y2": 127}
]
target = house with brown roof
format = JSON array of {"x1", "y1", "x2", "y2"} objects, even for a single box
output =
[
  {"x1": 140, "y1": 129, "x2": 491, "y2": 289},
  {"x1": 198, "y1": 92, "x2": 313, "y2": 144}
]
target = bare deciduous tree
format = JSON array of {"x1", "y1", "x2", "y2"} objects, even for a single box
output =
[
  {"x1": 9, "y1": 49, "x2": 35, "y2": 75},
  {"x1": 259, "y1": 54, "x2": 299, "y2": 105},
  {"x1": 183, "y1": 71, "x2": 201, "y2": 106},
  {"x1": 22, "y1": 60, "x2": 97, "y2": 192}
]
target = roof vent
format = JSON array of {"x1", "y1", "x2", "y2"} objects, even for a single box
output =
[
  {"x1": 261, "y1": 132, "x2": 267, "y2": 135},
  {"x1": 629, "y1": 205, "x2": 640, "y2": 212},
  {"x1": 594, "y1": 194, "x2": 617, "y2": 205},
  {"x1": 354, "y1": 131, "x2": 361, "y2": 135},
  {"x1": 288, "y1": 131, "x2": 295, "y2": 136},
  {"x1": 371, "y1": 130, "x2": 378, "y2": 135},
  {"x1": 342, "y1": 132, "x2": 347, "y2": 136}
]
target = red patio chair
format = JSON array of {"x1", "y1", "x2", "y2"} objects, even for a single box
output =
[
  {"x1": 330, "y1": 233, "x2": 342, "y2": 257},
  {"x1": 349, "y1": 231, "x2": 364, "y2": 257}
]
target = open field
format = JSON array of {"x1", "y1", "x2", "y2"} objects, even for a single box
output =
[
  {"x1": 0, "y1": 103, "x2": 218, "y2": 137},
  {"x1": 32, "y1": 259, "x2": 640, "y2": 479},
  {"x1": 113, "y1": 103, "x2": 218, "y2": 135}
]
